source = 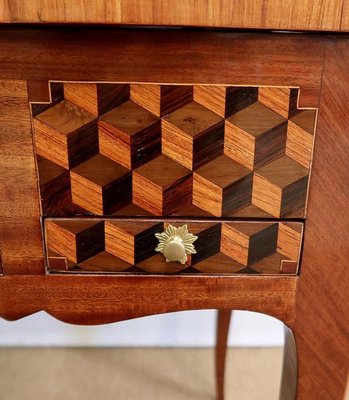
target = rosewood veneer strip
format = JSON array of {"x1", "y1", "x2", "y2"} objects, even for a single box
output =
[{"x1": 0, "y1": 29, "x2": 325, "y2": 108}]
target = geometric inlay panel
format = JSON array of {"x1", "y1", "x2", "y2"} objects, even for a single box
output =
[
  {"x1": 45, "y1": 219, "x2": 303, "y2": 275},
  {"x1": 31, "y1": 82, "x2": 317, "y2": 219}
]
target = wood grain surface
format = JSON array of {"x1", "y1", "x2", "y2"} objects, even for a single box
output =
[
  {"x1": 0, "y1": 274, "x2": 297, "y2": 326},
  {"x1": 0, "y1": 27, "x2": 348, "y2": 399},
  {"x1": 292, "y1": 40, "x2": 349, "y2": 400},
  {"x1": 0, "y1": 81, "x2": 44, "y2": 275},
  {"x1": 341, "y1": 0, "x2": 349, "y2": 31},
  {"x1": 0, "y1": 28, "x2": 325, "y2": 109},
  {"x1": 0, "y1": 0, "x2": 345, "y2": 31},
  {"x1": 0, "y1": 29, "x2": 326, "y2": 275}
]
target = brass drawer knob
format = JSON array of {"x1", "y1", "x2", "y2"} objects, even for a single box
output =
[{"x1": 155, "y1": 224, "x2": 198, "y2": 264}]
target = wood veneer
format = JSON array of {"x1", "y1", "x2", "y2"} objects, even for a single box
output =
[
  {"x1": 0, "y1": 274, "x2": 297, "y2": 327},
  {"x1": 0, "y1": 29, "x2": 327, "y2": 273},
  {"x1": 291, "y1": 39, "x2": 349, "y2": 400},
  {"x1": 193, "y1": 37, "x2": 349, "y2": 400},
  {"x1": 0, "y1": 80, "x2": 45, "y2": 275},
  {"x1": 0, "y1": 1, "x2": 345, "y2": 32},
  {"x1": 30, "y1": 81, "x2": 317, "y2": 219},
  {"x1": 0, "y1": 28, "x2": 348, "y2": 400},
  {"x1": 45, "y1": 219, "x2": 303, "y2": 275}
]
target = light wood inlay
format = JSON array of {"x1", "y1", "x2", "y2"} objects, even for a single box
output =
[
  {"x1": 277, "y1": 223, "x2": 303, "y2": 261},
  {"x1": 194, "y1": 85, "x2": 229, "y2": 118},
  {"x1": 286, "y1": 110, "x2": 316, "y2": 168},
  {"x1": 64, "y1": 83, "x2": 99, "y2": 115},
  {"x1": 258, "y1": 87, "x2": 298, "y2": 119}
]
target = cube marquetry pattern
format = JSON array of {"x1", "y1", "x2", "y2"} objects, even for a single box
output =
[
  {"x1": 45, "y1": 219, "x2": 302, "y2": 275},
  {"x1": 46, "y1": 220, "x2": 105, "y2": 264},
  {"x1": 31, "y1": 82, "x2": 316, "y2": 219}
]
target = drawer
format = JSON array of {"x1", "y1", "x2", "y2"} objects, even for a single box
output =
[
  {"x1": 45, "y1": 219, "x2": 303, "y2": 275},
  {"x1": 32, "y1": 81, "x2": 316, "y2": 220}
]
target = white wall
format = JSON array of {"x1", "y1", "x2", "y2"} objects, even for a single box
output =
[{"x1": 0, "y1": 310, "x2": 284, "y2": 347}]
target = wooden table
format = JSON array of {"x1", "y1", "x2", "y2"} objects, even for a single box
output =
[{"x1": 0, "y1": 8, "x2": 348, "y2": 400}]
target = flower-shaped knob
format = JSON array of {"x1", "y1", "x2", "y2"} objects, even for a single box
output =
[{"x1": 155, "y1": 224, "x2": 198, "y2": 264}]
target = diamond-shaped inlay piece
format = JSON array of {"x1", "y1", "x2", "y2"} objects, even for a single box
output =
[
  {"x1": 70, "y1": 154, "x2": 132, "y2": 214},
  {"x1": 162, "y1": 101, "x2": 224, "y2": 170},
  {"x1": 99, "y1": 100, "x2": 161, "y2": 169},
  {"x1": 193, "y1": 155, "x2": 253, "y2": 217},
  {"x1": 225, "y1": 102, "x2": 287, "y2": 170},
  {"x1": 277, "y1": 222, "x2": 303, "y2": 261},
  {"x1": 286, "y1": 110, "x2": 316, "y2": 168},
  {"x1": 252, "y1": 155, "x2": 309, "y2": 218},
  {"x1": 34, "y1": 100, "x2": 98, "y2": 169},
  {"x1": 133, "y1": 155, "x2": 192, "y2": 215}
]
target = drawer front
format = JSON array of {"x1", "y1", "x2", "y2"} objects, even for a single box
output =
[
  {"x1": 45, "y1": 219, "x2": 303, "y2": 275},
  {"x1": 32, "y1": 81, "x2": 316, "y2": 219}
]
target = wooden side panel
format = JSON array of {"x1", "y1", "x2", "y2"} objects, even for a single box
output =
[
  {"x1": 0, "y1": 1, "x2": 344, "y2": 31},
  {"x1": 293, "y1": 40, "x2": 349, "y2": 400},
  {"x1": 0, "y1": 81, "x2": 44, "y2": 275}
]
